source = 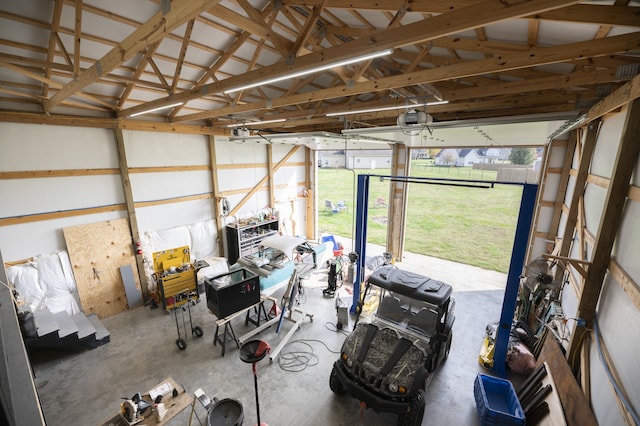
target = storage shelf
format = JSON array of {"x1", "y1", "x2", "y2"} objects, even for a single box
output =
[{"x1": 226, "y1": 220, "x2": 279, "y2": 264}]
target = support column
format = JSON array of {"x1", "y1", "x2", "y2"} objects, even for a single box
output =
[
  {"x1": 208, "y1": 134, "x2": 224, "y2": 256},
  {"x1": 352, "y1": 174, "x2": 370, "y2": 313},
  {"x1": 493, "y1": 183, "x2": 538, "y2": 377},
  {"x1": 386, "y1": 144, "x2": 410, "y2": 260},
  {"x1": 114, "y1": 127, "x2": 149, "y2": 297}
]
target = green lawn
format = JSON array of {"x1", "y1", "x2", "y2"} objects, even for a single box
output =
[{"x1": 317, "y1": 161, "x2": 522, "y2": 273}]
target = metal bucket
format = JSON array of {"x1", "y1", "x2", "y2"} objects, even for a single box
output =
[{"x1": 207, "y1": 398, "x2": 243, "y2": 426}]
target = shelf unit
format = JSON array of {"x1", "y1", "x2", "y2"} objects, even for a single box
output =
[{"x1": 225, "y1": 219, "x2": 279, "y2": 264}]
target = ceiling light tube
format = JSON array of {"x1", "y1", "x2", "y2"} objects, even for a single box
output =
[
  {"x1": 226, "y1": 118, "x2": 286, "y2": 128},
  {"x1": 224, "y1": 49, "x2": 394, "y2": 94},
  {"x1": 326, "y1": 100, "x2": 448, "y2": 117},
  {"x1": 128, "y1": 101, "x2": 184, "y2": 118}
]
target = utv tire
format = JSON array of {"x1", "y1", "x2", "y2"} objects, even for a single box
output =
[
  {"x1": 397, "y1": 391, "x2": 425, "y2": 426},
  {"x1": 442, "y1": 332, "x2": 453, "y2": 362},
  {"x1": 329, "y1": 367, "x2": 347, "y2": 395}
]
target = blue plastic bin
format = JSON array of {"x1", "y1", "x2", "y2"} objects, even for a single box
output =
[{"x1": 474, "y1": 374, "x2": 525, "y2": 426}]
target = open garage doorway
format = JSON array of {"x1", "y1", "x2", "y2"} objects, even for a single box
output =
[{"x1": 317, "y1": 155, "x2": 531, "y2": 274}]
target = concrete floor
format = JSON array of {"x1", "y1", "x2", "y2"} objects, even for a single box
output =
[{"x1": 30, "y1": 253, "x2": 509, "y2": 426}]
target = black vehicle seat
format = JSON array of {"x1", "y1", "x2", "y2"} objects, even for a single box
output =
[
  {"x1": 377, "y1": 296, "x2": 405, "y2": 323},
  {"x1": 408, "y1": 307, "x2": 438, "y2": 336}
]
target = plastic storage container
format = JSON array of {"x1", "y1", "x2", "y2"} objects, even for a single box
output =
[{"x1": 474, "y1": 374, "x2": 525, "y2": 426}]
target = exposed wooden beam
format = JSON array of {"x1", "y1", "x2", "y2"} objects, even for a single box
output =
[
  {"x1": 587, "y1": 73, "x2": 640, "y2": 121},
  {"x1": 113, "y1": 128, "x2": 149, "y2": 297},
  {"x1": 54, "y1": 33, "x2": 73, "y2": 67},
  {"x1": 548, "y1": 134, "x2": 577, "y2": 246},
  {"x1": 0, "y1": 111, "x2": 224, "y2": 135},
  {"x1": 208, "y1": 3, "x2": 292, "y2": 55},
  {"x1": 147, "y1": 57, "x2": 171, "y2": 90},
  {"x1": 0, "y1": 61, "x2": 115, "y2": 110},
  {"x1": 568, "y1": 98, "x2": 640, "y2": 367},
  {"x1": 43, "y1": 0, "x2": 222, "y2": 111},
  {"x1": 171, "y1": 19, "x2": 195, "y2": 94},
  {"x1": 43, "y1": 0, "x2": 64, "y2": 98},
  {"x1": 74, "y1": 0, "x2": 82, "y2": 77},
  {"x1": 122, "y1": 0, "x2": 581, "y2": 118},
  {"x1": 118, "y1": 42, "x2": 161, "y2": 108},
  {"x1": 289, "y1": 0, "x2": 326, "y2": 58},
  {"x1": 282, "y1": 1, "x2": 640, "y2": 27},
  {"x1": 528, "y1": 18, "x2": 540, "y2": 47},
  {"x1": 175, "y1": 31, "x2": 638, "y2": 122}
]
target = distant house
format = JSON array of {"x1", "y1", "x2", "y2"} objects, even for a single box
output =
[
  {"x1": 318, "y1": 149, "x2": 392, "y2": 169},
  {"x1": 457, "y1": 148, "x2": 485, "y2": 166},
  {"x1": 435, "y1": 148, "x2": 487, "y2": 166}
]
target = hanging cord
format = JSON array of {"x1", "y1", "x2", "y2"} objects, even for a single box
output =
[
  {"x1": 278, "y1": 339, "x2": 341, "y2": 372},
  {"x1": 593, "y1": 316, "x2": 640, "y2": 425}
]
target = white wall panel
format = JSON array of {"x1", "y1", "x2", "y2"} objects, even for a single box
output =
[
  {"x1": 613, "y1": 200, "x2": 640, "y2": 284},
  {"x1": 591, "y1": 112, "x2": 625, "y2": 179},
  {"x1": 123, "y1": 130, "x2": 209, "y2": 167},
  {"x1": 564, "y1": 174, "x2": 576, "y2": 208},
  {"x1": 583, "y1": 184, "x2": 606, "y2": 236},
  {"x1": 536, "y1": 206, "x2": 554, "y2": 231},
  {"x1": 589, "y1": 339, "x2": 626, "y2": 426},
  {"x1": 0, "y1": 175, "x2": 124, "y2": 217},
  {"x1": 547, "y1": 144, "x2": 567, "y2": 168},
  {"x1": 136, "y1": 198, "x2": 214, "y2": 234},
  {"x1": 215, "y1": 140, "x2": 268, "y2": 164},
  {"x1": 129, "y1": 170, "x2": 212, "y2": 202},
  {"x1": 542, "y1": 173, "x2": 560, "y2": 202},
  {"x1": 0, "y1": 123, "x2": 117, "y2": 170},
  {"x1": 594, "y1": 274, "x2": 640, "y2": 420}
]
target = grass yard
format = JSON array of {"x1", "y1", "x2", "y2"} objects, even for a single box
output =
[{"x1": 318, "y1": 161, "x2": 522, "y2": 273}]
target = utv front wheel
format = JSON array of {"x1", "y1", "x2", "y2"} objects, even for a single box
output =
[
  {"x1": 398, "y1": 391, "x2": 425, "y2": 426},
  {"x1": 329, "y1": 366, "x2": 347, "y2": 395}
]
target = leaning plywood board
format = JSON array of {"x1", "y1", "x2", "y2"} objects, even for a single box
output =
[{"x1": 63, "y1": 218, "x2": 141, "y2": 318}]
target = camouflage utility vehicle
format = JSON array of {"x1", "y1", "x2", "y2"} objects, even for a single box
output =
[{"x1": 330, "y1": 266, "x2": 455, "y2": 426}]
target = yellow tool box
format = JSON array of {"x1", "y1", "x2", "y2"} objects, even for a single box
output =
[{"x1": 152, "y1": 246, "x2": 198, "y2": 311}]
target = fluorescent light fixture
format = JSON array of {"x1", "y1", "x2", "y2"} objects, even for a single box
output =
[
  {"x1": 226, "y1": 118, "x2": 286, "y2": 128},
  {"x1": 326, "y1": 100, "x2": 449, "y2": 117},
  {"x1": 128, "y1": 101, "x2": 184, "y2": 118},
  {"x1": 224, "y1": 49, "x2": 394, "y2": 94}
]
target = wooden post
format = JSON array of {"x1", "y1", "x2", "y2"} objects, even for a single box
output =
[
  {"x1": 305, "y1": 147, "x2": 315, "y2": 240},
  {"x1": 208, "y1": 134, "x2": 224, "y2": 256},
  {"x1": 113, "y1": 127, "x2": 149, "y2": 297},
  {"x1": 567, "y1": 99, "x2": 640, "y2": 368},
  {"x1": 386, "y1": 144, "x2": 410, "y2": 260},
  {"x1": 558, "y1": 121, "x2": 600, "y2": 260}
]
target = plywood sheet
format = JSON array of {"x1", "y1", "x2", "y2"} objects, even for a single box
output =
[{"x1": 63, "y1": 218, "x2": 141, "y2": 318}]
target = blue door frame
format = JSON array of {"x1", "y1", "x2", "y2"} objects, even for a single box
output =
[{"x1": 351, "y1": 174, "x2": 538, "y2": 376}]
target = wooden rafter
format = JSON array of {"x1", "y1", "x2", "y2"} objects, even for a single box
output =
[
  {"x1": 124, "y1": 0, "x2": 581, "y2": 119},
  {"x1": 289, "y1": 1, "x2": 326, "y2": 58},
  {"x1": 43, "y1": 0, "x2": 64, "y2": 98},
  {"x1": 43, "y1": 0, "x2": 223, "y2": 111},
  {"x1": 208, "y1": 3, "x2": 292, "y2": 55},
  {"x1": 171, "y1": 19, "x2": 195, "y2": 95},
  {"x1": 55, "y1": 33, "x2": 73, "y2": 67},
  {"x1": 173, "y1": 31, "x2": 640, "y2": 122},
  {"x1": 118, "y1": 42, "x2": 161, "y2": 108},
  {"x1": 0, "y1": 61, "x2": 115, "y2": 110},
  {"x1": 74, "y1": 0, "x2": 82, "y2": 77},
  {"x1": 281, "y1": 1, "x2": 640, "y2": 27}
]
